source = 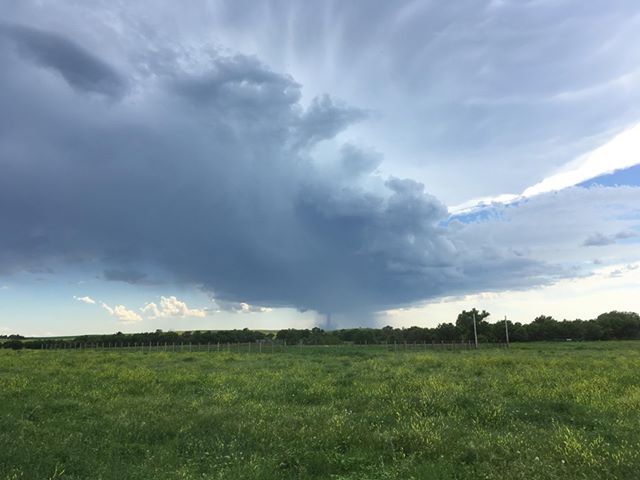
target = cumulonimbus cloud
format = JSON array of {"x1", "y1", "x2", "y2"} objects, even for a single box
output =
[{"x1": 0, "y1": 22, "x2": 638, "y2": 320}]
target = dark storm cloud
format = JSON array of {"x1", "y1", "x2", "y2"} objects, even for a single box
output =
[
  {"x1": 171, "y1": 54, "x2": 300, "y2": 109},
  {"x1": 4, "y1": 0, "x2": 640, "y2": 207},
  {"x1": 0, "y1": 23, "x2": 126, "y2": 98},
  {"x1": 339, "y1": 144, "x2": 382, "y2": 177},
  {"x1": 0, "y1": 25, "x2": 578, "y2": 315},
  {"x1": 103, "y1": 269, "x2": 155, "y2": 285},
  {"x1": 294, "y1": 95, "x2": 367, "y2": 148},
  {"x1": 177, "y1": 0, "x2": 640, "y2": 200}
]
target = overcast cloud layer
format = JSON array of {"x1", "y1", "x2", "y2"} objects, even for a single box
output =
[
  {"x1": 1, "y1": 2, "x2": 640, "y2": 326},
  {"x1": 4, "y1": 0, "x2": 640, "y2": 202}
]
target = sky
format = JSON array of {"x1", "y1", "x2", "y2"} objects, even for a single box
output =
[{"x1": 1, "y1": 0, "x2": 639, "y2": 336}]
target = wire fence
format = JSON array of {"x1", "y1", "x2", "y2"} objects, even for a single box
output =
[{"x1": 33, "y1": 340, "x2": 508, "y2": 353}]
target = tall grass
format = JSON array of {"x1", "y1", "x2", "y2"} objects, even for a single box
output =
[{"x1": 1, "y1": 342, "x2": 639, "y2": 479}]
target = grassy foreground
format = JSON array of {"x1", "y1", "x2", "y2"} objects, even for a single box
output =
[{"x1": 1, "y1": 343, "x2": 639, "y2": 479}]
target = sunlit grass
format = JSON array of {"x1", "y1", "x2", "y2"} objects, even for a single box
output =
[{"x1": 1, "y1": 342, "x2": 639, "y2": 479}]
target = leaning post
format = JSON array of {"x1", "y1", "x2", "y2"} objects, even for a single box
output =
[
  {"x1": 472, "y1": 311, "x2": 478, "y2": 349},
  {"x1": 504, "y1": 315, "x2": 510, "y2": 348}
]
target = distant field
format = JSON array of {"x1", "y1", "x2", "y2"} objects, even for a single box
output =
[{"x1": 1, "y1": 343, "x2": 639, "y2": 479}]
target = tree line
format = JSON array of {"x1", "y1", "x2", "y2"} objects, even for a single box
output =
[
  {"x1": 1, "y1": 310, "x2": 639, "y2": 349},
  {"x1": 276, "y1": 310, "x2": 640, "y2": 345}
]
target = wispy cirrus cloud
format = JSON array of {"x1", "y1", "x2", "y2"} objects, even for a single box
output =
[
  {"x1": 451, "y1": 123, "x2": 640, "y2": 214},
  {"x1": 73, "y1": 295, "x2": 95, "y2": 304}
]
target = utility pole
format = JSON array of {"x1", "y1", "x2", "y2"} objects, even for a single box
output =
[
  {"x1": 472, "y1": 311, "x2": 478, "y2": 349},
  {"x1": 504, "y1": 315, "x2": 510, "y2": 348}
]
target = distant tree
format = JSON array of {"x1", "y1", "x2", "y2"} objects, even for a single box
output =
[
  {"x1": 532, "y1": 315, "x2": 554, "y2": 324},
  {"x1": 456, "y1": 309, "x2": 490, "y2": 342},
  {"x1": 528, "y1": 315, "x2": 559, "y2": 341},
  {"x1": 380, "y1": 326, "x2": 397, "y2": 343},
  {"x1": 404, "y1": 326, "x2": 431, "y2": 343},
  {"x1": 433, "y1": 323, "x2": 459, "y2": 342},
  {"x1": 583, "y1": 320, "x2": 604, "y2": 341},
  {"x1": 276, "y1": 328, "x2": 310, "y2": 344},
  {"x1": 3, "y1": 340, "x2": 24, "y2": 350},
  {"x1": 508, "y1": 322, "x2": 529, "y2": 342},
  {"x1": 596, "y1": 311, "x2": 640, "y2": 339},
  {"x1": 488, "y1": 321, "x2": 508, "y2": 342}
]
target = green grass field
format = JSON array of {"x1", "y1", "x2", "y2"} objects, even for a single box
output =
[{"x1": 1, "y1": 342, "x2": 639, "y2": 479}]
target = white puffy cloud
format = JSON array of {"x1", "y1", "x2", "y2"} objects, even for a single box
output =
[
  {"x1": 141, "y1": 296, "x2": 206, "y2": 319},
  {"x1": 101, "y1": 302, "x2": 142, "y2": 323}
]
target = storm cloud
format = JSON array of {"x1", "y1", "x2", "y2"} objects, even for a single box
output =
[
  {"x1": 0, "y1": 23, "x2": 127, "y2": 98},
  {"x1": 1, "y1": 14, "x2": 638, "y2": 322},
  {"x1": 0, "y1": 22, "x2": 577, "y2": 315}
]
